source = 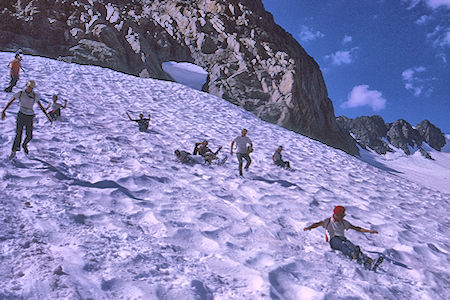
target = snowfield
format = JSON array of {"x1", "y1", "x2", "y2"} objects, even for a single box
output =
[{"x1": 0, "y1": 53, "x2": 449, "y2": 300}]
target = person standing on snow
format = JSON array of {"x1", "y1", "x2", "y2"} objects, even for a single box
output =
[
  {"x1": 304, "y1": 206, "x2": 383, "y2": 271},
  {"x1": 1, "y1": 80, "x2": 52, "y2": 159},
  {"x1": 230, "y1": 128, "x2": 253, "y2": 176},
  {"x1": 4, "y1": 53, "x2": 25, "y2": 93}
]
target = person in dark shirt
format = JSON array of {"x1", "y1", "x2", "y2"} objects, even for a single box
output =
[
  {"x1": 273, "y1": 146, "x2": 290, "y2": 169},
  {"x1": 126, "y1": 112, "x2": 151, "y2": 131}
]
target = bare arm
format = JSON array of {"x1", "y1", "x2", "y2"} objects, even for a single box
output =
[
  {"x1": 126, "y1": 112, "x2": 136, "y2": 121},
  {"x1": 230, "y1": 141, "x2": 235, "y2": 155},
  {"x1": 62, "y1": 99, "x2": 68, "y2": 108},
  {"x1": 304, "y1": 221, "x2": 324, "y2": 231},
  {"x1": 1, "y1": 97, "x2": 17, "y2": 120},
  {"x1": 349, "y1": 224, "x2": 378, "y2": 234}
]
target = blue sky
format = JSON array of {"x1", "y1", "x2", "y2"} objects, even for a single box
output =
[{"x1": 261, "y1": 0, "x2": 450, "y2": 133}]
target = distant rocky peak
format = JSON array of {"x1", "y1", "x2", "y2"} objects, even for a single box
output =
[
  {"x1": 337, "y1": 116, "x2": 446, "y2": 159},
  {"x1": 387, "y1": 119, "x2": 423, "y2": 155},
  {"x1": 415, "y1": 120, "x2": 446, "y2": 151}
]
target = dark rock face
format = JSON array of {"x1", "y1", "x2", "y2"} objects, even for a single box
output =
[
  {"x1": 0, "y1": 0, "x2": 358, "y2": 155},
  {"x1": 336, "y1": 116, "x2": 391, "y2": 155},
  {"x1": 0, "y1": 0, "x2": 192, "y2": 80},
  {"x1": 415, "y1": 120, "x2": 446, "y2": 151},
  {"x1": 387, "y1": 119, "x2": 424, "y2": 155},
  {"x1": 338, "y1": 116, "x2": 447, "y2": 159}
]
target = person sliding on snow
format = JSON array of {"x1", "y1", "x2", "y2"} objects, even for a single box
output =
[
  {"x1": 1, "y1": 80, "x2": 52, "y2": 159},
  {"x1": 194, "y1": 140, "x2": 223, "y2": 164},
  {"x1": 174, "y1": 149, "x2": 195, "y2": 164},
  {"x1": 4, "y1": 53, "x2": 25, "y2": 93},
  {"x1": 304, "y1": 206, "x2": 383, "y2": 271},
  {"x1": 46, "y1": 94, "x2": 68, "y2": 121},
  {"x1": 126, "y1": 112, "x2": 151, "y2": 132},
  {"x1": 230, "y1": 128, "x2": 253, "y2": 176},
  {"x1": 273, "y1": 145, "x2": 290, "y2": 169}
]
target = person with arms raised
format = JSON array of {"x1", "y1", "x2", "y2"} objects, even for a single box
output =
[{"x1": 304, "y1": 205, "x2": 383, "y2": 271}]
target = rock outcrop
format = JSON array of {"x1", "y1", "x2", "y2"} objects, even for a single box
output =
[
  {"x1": 337, "y1": 115, "x2": 446, "y2": 159},
  {"x1": 0, "y1": 0, "x2": 358, "y2": 155},
  {"x1": 415, "y1": 120, "x2": 446, "y2": 151},
  {"x1": 336, "y1": 116, "x2": 391, "y2": 155}
]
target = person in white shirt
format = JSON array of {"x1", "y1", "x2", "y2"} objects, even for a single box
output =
[
  {"x1": 230, "y1": 128, "x2": 253, "y2": 176},
  {"x1": 46, "y1": 94, "x2": 68, "y2": 121},
  {"x1": 304, "y1": 206, "x2": 382, "y2": 270},
  {"x1": 1, "y1": 80, "x2": 52, "y2": 159}
]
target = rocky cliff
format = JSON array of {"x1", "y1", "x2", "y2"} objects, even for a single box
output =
[
  {"x1": 337, "y1": 115, "x2": 446, "y2": 159},
  {"x1": 0, "y1": 0, "x2": 358, "y2": 155}
]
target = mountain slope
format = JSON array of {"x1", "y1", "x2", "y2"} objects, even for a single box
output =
[
  {"x1": 0, "y1": 53, "x2": 448, "y2": 299},
  {"x1": 0, "y1": 0, "x2": 358, "y2": 155}
]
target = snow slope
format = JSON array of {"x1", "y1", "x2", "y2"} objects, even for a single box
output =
[
  {"x1": 0, "y1": 53, "x2": 449, "y2": 300},
  {"x1": 360, "y1": 136, "x2": 450, "y2": 194}
]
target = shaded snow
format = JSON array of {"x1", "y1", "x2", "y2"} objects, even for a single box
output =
[
  {"x1": 162, "y1": 61, "x2": 208, "y2": 91},
  {"x1": 0, "y1": 53, "x2": 449, "y2": 299}
]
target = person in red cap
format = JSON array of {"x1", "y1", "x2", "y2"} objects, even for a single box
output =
[{"x1": 304, "y1": 206, "x2": 383, "y2": 270}]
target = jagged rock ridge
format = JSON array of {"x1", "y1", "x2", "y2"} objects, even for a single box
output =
[
  {"x1": 337, "y1": 115, "x2": 446, "y2": 159},
  {"x1": 0, "y1": 0, "x2": 358, "y2": 155}
]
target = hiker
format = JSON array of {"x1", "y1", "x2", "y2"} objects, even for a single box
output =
[
  {"x1": 126, "y1": 112, "x2": 151, "y2": 132},
  {"x1": 194, "y1": 140, "x2": 223, "y2": 164},
  {"x1": 4, "y1": 53, "x2": 25, "y2": 93},
  {"x1": 273, "y1": 145, "x2": 290, "y2": 169},
  {"x1": 46, "y1": 94, "x2": 68, "y2": 121},
  {"x1": 230, "y1": 128, "x2": 253, "y2": 176},
  {"x1": 1, "y1": 80, "x2": 52, "y2": 159},
  {"x1": 304, "y1": 206, "x2": 383, "y2": 270}
]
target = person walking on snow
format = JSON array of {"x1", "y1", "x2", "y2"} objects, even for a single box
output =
[
  {"x1": 1, "y1": 80, "x2": 52, "y2": 159},
  {"x1": 230, "y1": 128, "x2": 253, "y2": 176},
  {"x1": 126, "y1": 112, "x2": 151, "y2": 132},
  {"x1": 4, "y1": 53, "x2": 25, "y2": 93},
  {"x1": 304, "y1": 206, "x2": 383, "y2": 271},
  {"x1": 46, "y1": 94, "x2": 68, "y2": 121},
  {"x1": 273, "y1": 145, "x2": 290, "y2": 169}
]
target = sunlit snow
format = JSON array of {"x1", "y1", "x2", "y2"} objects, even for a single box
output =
[{"x1": 0, "y1": 53, "x2": 448, "y2": 299}]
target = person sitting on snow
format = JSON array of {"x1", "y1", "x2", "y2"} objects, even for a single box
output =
[
  {"x1": 127, "y1": 112, "x2": 151, "y2": 132},
  {"x1": 304, "y1": 206, "x2": 383, "y2": 271},
  {"x1": 193, "y1": 140, "x2": 222, "y2": 164},
  {"x1": 273, "y1": 145, "x2": 290, "y2": 169},
  {"x1": 46, "y1": 94, "x2": 68, "y2": 121}
]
